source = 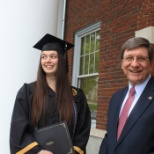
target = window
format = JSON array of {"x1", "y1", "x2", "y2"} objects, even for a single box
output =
[
  {"x1": 80, "y1": 31, "x2": 100, "y2": 75},
  {"x1": 72, "y1": 22, "x2": 100, "y2": 128}
]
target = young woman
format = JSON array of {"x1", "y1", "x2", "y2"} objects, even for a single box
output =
[{"x1": 10, "y1": 34, "x2": 91, "y2": 154}]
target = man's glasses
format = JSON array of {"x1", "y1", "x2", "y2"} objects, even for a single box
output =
[{"x1": 123, "y1": 56, "x2": 149, "y2": 63}]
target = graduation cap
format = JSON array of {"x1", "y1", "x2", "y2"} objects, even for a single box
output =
[{"x1": 33, "y1": 33, "x2": 74, "y2": 73}]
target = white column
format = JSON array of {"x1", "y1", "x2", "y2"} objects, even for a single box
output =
[
  {"x1": 135, "y1": 26, "x2": 154, "y2": 43},
  {"x1": 0, "y1": 0, "x2": 63, "y2": 153}
]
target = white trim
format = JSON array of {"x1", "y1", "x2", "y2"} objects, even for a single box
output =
[
  {"x1": 90, "y1": 128, "x2": 106, "y2": 138},
  {"x1": 57, "y1": 0, "x2": 66, "y2": 39},
  {"x1": 72, "y1": 22, "x2": 101, "y2": 86},
  {"x1": 78, "y1": 73, "x2": 98, "y2": 78},
  {"x1": 135, "y1": 26, "x2": 154, "y2": 43}
]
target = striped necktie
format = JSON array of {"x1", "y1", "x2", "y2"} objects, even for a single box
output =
[{"x1": 117, "y1": 86, "x2": 136, "y2": 140}]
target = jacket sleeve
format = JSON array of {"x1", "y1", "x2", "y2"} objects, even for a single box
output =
[
  {"x1": 10, "y1": 84, "x2": 42, "y2": 154},
  {"x1": 99, "y1": 133, "x2": 108, "y2": 154},
  {"x1": 72, "y1": 88, "x2": 91, "y2": 154}
]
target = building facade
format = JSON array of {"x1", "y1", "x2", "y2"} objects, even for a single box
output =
[{"x1": 64, "y1": 1, "x2": 154, "y2": 152}]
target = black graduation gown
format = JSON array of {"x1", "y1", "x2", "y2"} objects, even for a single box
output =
[{"x1": 10, "y1": 82, "x2": 91, "y2": 154}]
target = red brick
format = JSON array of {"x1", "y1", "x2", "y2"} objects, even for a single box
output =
[{"x1": 65, "y1": 0, "x2": 154, "y2": 130}]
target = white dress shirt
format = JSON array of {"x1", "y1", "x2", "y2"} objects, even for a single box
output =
[{"x1": 119, "y1": 75, "x2": 151, "y2": 116}]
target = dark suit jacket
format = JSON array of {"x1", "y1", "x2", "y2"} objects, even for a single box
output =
[{"x1": 99, "y1": 76, "x2": 154, "y2": 154}]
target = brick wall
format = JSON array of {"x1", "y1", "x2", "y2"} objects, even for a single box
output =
[{"x1": 64, "y1": 0, "x2": 154, "y2": 130}]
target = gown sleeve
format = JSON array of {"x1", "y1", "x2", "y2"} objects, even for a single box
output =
[
  {"x1": 10, "y1": 83, "x2": 42, "y2": 154},
  {"x1": 72, "y1": 88, "x2": 91, "y2": 154}
]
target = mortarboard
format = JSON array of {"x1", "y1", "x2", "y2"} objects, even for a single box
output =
[
  {"x1": 33, "y1": 33, "x2": 74, "y2": 73},
  {"x1": 33, "y1": 33, "x2": 74, "y2": 55}
]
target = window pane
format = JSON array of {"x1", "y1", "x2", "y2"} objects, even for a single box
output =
[
  {"x1": 89, "y1": 53, "x2": 94, "y2": 74},
  {"x1": 96, "y1": 31, "x2": 100, "y2": 51},
  {"x1": 90, "y1": 32, "x2": 95, "y2": 53},
  {"x1": 80, "y1": 76, "x2": 98, "y2": 119},
  {"x1": 85, "y1": 35, "x2": 90, "y2": 54},
  {"x1": 81, "y1": 37, "x2": 86, "y2": 55},
  {"x1": 94, "y1": 51, "x2": 99, "y2": 73},
  {"x1": 84, "y1": 55, "x2": 89, "y2": 74},
  {"x1": 80, "y1": 56, "x2": 84, "y2": 75}
]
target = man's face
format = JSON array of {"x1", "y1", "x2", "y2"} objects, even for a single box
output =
[{"x1": 121, "y1": 47, "x2": 153, "y2": 86}]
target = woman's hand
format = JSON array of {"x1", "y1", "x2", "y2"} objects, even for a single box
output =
[{"x1": 37, "y1": 150, "x2": 54, "y2": 154}]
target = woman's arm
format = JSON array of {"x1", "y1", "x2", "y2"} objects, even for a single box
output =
[
  {"x1": 72, "y1": 88, "x2": 91, "y2": 154},
  {"x1": 10, "y1": 84, "x2": 41, "y2": 154}
]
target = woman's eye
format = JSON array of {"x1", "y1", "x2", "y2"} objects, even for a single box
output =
[
  {"x1": 41, "y1": 56, "x2": 46, "y2": 59},
  {"x1": 51, "y1": 55, "x2": 57, "y2": 59}
]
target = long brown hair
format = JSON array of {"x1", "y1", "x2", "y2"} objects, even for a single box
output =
[{"x1": 31, "y1": 52, "x2": 74, "y2": 127}]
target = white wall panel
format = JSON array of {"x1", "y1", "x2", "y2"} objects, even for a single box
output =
[{"x1": 0, "y1": 0, "x2": 62, "y2": 153}]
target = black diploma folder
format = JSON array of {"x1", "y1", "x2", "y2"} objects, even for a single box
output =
[{"x1": 34, "y1": 121, "x2": 75, "y2": 154}]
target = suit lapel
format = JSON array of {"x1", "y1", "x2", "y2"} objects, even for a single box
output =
[{"x1": 117, "y1": 77, "x2": 154, "y2": 144}]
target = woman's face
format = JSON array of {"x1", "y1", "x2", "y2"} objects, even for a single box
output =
[{"x1": 41, "y1": 50, "x2": 58, "y2": 76}]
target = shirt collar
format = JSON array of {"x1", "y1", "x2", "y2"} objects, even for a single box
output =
[{"x1": 128, "y1": 74, "x2": 151, "y2": 94}]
